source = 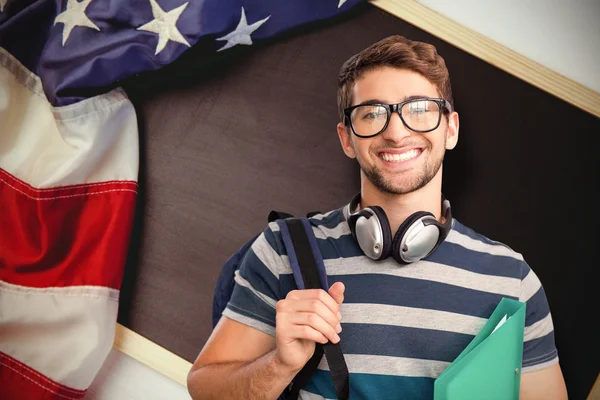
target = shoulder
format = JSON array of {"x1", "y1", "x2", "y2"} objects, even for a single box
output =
[
  {"x1": 239, "y1": 222, "x2": 291, "y2": 279},
  {"x1": 307, "y1": 207, "x2": 346, "y2": 232},
  {"x1": 307, "y1": 208, "x2": 354, "y2": 254},
  {"x1": 246, "y1": 207, "x2": 345, "y2": 269},
  {"x1": 449, "y1": 220, "x2": 552, "y2": 306},
  {"x1": 450, "y1": 219, "x2": 524, "y2": 259},
  {"x1": 444, "y1": 219, "x2": 532, "y2": 280}
]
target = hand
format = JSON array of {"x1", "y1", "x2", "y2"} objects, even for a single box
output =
[{"x1": 274, "y1": 282, "x2": 345, "y2": 373}]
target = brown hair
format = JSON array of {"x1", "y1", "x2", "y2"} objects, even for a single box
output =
[{"x1": 337, "y1": 35, "x2": 453, "y2": 122}]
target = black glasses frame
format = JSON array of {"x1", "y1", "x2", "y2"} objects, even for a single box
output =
[{"x1": 343, "y1": 97, "x2": 453, "y2": 138}]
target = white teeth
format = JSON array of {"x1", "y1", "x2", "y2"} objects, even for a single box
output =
[{"x1": 381, "y1": 149, "x2": 421, "y2": 162}]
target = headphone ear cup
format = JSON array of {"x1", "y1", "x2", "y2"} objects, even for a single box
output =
[
  {"x1": 392, "y1": 211, "x2": 435, "y2": 264},
  {"x1": 350, "y1": 206, "x2": 393, "y2": 261},
  {"x1": 368, "y1": 206, "x2": 393, "y2": 260}
]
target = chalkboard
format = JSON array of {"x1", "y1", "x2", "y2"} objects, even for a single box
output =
[{"x1": 119, "y1": 4, "x2": 599, "y2": 398}]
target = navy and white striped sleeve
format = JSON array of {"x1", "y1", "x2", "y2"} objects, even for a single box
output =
[
  {"x1": 519, "y1": 263, "x2": 559, "y2": 372},
  {"x1": 222, "y1": 223, "x2": 287, "y2": 337}
]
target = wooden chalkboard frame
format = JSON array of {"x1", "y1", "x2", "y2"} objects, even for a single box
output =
[
  {"x1": 371, "y1": 0, "x2": 600, "y2": 119},
  {"x1": 113, "y1": 324, "x2": 190, "y2": 387}
]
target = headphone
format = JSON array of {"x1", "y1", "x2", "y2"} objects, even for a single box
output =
[{"x1": 346, "y1": 193, "x2": 452, "y2": 264}]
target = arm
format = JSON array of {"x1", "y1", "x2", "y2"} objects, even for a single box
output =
[
  {"x1": 187, "y1": 284, "x2": 345, "y2": 400},
  {"x1": 520, "y1": 363, "x2": 568, "y2": 400},
  {"x1": 518, "y1": 263, "x2": 567, "y2": 399},
  {"x1": 187, "y1": 316, "x2": 295, "y2": 400}
]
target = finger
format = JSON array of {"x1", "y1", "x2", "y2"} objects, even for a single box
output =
[
  {"x1": 287, "y1": 324, "x2": 329, "y2": 344},
  {"x1": 290, "y1": 299, "x2": 341, "y2": 330},
  {"x1": 289, "y1": 312, "x2": 341, "y2": 344},
  {"x1": 287, "y1": 289, "x2": 340, "y2": 317},
  {"x1": 328, "y1": 282, "x2": 345, "y2": 305},
  {"x1": 277, "y1": 298, "x2": 339, "y2": 329}
]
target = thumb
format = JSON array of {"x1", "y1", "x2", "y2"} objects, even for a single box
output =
[{"x1": 328, "y1": 281, "x2": 345, "y2": 304}]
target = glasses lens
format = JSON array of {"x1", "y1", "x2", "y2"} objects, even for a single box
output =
[
  {"x1": 350, "y1": 105, "x2": 389, "y2": 137},
  {"x1": 401, "y1": 100, "x2": 441, "y2": 132}
]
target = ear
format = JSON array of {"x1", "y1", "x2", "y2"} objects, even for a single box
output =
[
  {"x1": 337, "y1": 122, "x2": 357, "y2": 159},
  {"x1": 445, "y1": 111, "x2": 459, "y2": 150}
]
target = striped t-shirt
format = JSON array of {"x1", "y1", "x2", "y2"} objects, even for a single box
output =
[{"x1": 223, "y1": 205, "x2": 559, "y2": 399}]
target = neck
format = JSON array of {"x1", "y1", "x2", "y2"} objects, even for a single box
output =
[{"x1": 359, "y1": 168, "x2": 443, "y2": 234}]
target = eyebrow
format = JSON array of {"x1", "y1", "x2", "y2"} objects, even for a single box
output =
[{"x1": 356, "y1": 95, "x2": 432, "y2": 106}]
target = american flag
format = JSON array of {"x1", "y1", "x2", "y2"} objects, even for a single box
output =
[{"x1": 0, "y1": 0, "x2": 363, "y2": 398}]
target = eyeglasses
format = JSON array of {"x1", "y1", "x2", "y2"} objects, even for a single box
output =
[{"x1": 343, "y1": 98, "x2": 453, "y2": 138}]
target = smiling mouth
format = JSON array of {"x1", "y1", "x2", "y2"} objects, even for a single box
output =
[{"x1": 379, "y1": 148, "x2": 423, "y2": 163}]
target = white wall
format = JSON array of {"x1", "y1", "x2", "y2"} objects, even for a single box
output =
[
  {"x1": 417, "y1": 0, "x2": 600, "y2": 93},
  {"x1": 85, "y1": 349, "x2": 191, "y2": 400}
]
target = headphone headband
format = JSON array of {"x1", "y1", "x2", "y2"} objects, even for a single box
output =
[
  {"x1": 437, "y1": 196, "x2": 452, "y2": 242},
  {"x1": 346, "y1": 193, "x2": 452, "y2": 264},
  {"x1": 348, "y1": 192, "x2": 362, "y2": 215},
  {"x1": 348, "y1": 193, "x2": 451, "y2": 223}
]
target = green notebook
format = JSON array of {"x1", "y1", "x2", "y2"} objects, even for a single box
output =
[{"x1": 434, "y1": 297, "x2": 526, "y2": 400}]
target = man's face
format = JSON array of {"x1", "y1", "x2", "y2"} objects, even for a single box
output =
[{"x1": 337, "y1": 66, "x2": 459, "y2": 195}]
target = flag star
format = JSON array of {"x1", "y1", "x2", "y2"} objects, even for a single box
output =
[
  {"x1": 338, "y1": 0, "x2": 348, "y2": 8},
  {"x1": 216, "y1": 7, "x2": 270, "y2": 52},
  {"x1": 137, "y1": 0, "x2": 191, "y2": 56},
  {"x1": 0, "y1": 0, "x2": 7, "y2": 13},
  {"x1": 54, "y1": 0, "x2": 100, "y2": 46}
]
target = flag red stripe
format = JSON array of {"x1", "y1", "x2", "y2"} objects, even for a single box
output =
[
  {"x1": 0, "y1": 169, "x2": 137, "y2": 290},
  {"x1": 0, "y1": 352, "x2": 86, "y2": 400}
]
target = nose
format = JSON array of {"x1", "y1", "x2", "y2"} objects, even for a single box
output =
[{"x1": 380, "y1": 111, "x2": 412, "y2": 142}]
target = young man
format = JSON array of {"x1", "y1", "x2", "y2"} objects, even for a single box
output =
[{"x1": 187, "y1": 36, "x2": 568, "y2": 399}]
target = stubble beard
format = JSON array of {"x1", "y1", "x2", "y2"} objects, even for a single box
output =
[{"x1": 357, "y1": 140, "x2": 446, "y2": 196}]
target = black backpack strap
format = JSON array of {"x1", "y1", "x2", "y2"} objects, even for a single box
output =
[
  {"x1": 269, "y1": 210, "x2": 321, "y2": 222},
  {"x1": 268, "y1": 210, "x2": 294, "y2": 223},
  {"x1": 284, "y1": 218, "x2": 350, "y2": 400},
  {"x1": 287, "y1": 344, "x2": 324, "y2": 399}
]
